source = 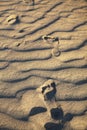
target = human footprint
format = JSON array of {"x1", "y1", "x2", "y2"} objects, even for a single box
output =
[
  {"x1": 42, "y1": 35, "x2": 60, "y2": 57},
  {"x1": 52, "y1": 42, "x2": 60, "y2": 57},
  {"x1": 42, "y1": 35, "x2": 59, "y2": 44},
  {"x1": 36, "y1": 80, "x2": 63, "y2": 122},
  {"x1": 23, "y1": 0, "x2": 35, "y2": 5}
]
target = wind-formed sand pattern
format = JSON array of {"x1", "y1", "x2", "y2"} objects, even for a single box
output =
[{"x1": 0, "y1": 0, "x2": 87, "y2": 130}]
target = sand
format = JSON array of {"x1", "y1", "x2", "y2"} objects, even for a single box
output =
[{"x1": 0, "y1": 0, "x2": 87, "y2": 130}]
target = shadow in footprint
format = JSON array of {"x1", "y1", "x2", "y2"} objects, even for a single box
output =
[
  {"x1": 29, "y1": 107, "x2": 47, "y2": 116},
  {"x1": 63, "y1": 113, "x2": 73, "y2": 123},
  {"x1": 16, "y1": 17, "x2": 20, "y2": 24},
  {"x1": 50, "y1": 107, "x2": 64, "y2": 120},
  {"x1": 44, "y1": 82, "x2": 56, "y2": 101},
  {"x1": 44, "y1": 122, "x2": 63, "y2": 130},
  {"x1": 44, "y1": 89, "x2": 56, "y2": 100}
]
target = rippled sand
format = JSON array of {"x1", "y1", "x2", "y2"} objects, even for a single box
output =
[{"x1": 0, "y1": 0, "x2": 87, "y2": 130}]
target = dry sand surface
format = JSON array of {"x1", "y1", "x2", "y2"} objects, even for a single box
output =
[{"x1": 0, "y1": 0, "x2": 87, "y2": 130}]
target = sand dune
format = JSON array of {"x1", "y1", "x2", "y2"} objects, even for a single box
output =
[{"x1": 0, "y1": 0, "x2": 87, "y2": 130}]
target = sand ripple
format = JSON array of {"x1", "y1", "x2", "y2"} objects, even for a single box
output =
[{"x1": 0, "y1": 0, "x2": 87, "y2": 130}]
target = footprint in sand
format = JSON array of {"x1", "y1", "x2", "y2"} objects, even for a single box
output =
[
  {"x1": 42, "y1": 35, "x2": 61, "y2": 57},
  {"x1": 5, "y1": 14, "x2": 19, "y2": 25},
  {"x1": 42, "y1": 35, "x2": 59, "y2": 44},
  {"x1": 52, "y1": 42, "x2": 61, "y2": 57},
  {"x1": 23, "y1": 0, "x2": 35, "y2": 5},
  {"x1": 36, "y1": 79, "x2": 63, "y2": 123}
]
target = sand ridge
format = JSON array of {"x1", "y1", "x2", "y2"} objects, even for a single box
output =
[{"x1": 0, "y1": 0, "x2": 87, "y2": 130}]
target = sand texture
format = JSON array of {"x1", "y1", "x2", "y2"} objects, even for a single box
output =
[{"x1": 0, "y1": 0, "x2": 87, "y2": 130}]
